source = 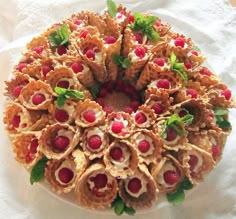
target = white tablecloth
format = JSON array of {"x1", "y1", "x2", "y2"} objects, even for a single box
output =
[{"x1": 0, "y1": 0, "x2": 236, "y2": 218}]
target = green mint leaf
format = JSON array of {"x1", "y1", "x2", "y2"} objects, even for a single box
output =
[
  {"x1": 167, "y1": 188, "x2": 185, "y2": 206},
  {"x1": 180, "y1": 177, "x2": 193, "y2": 190},
  {"x1": 122, "y1": 58, "x2": 132, "y2": 68},
  {"x1": 170, "y1": 52, "x2": 177, "y2": 67},
  {"x1": 30, "y1": 157, "x2": 48, "y2": 185},
  {"x1": 112, "y1": 196, "x2": 125, "y2": 215},
  {"x1": 173, "y1": 63, "x2": 184, "y2": 70},
  {"x1": 89, "y1": 85, "x2": 100, "y2": 99},
  {"x1": 66, "y1": 90, "x2": 84, "y2": 100},
  {"x1": 48, "y1": 24, "x2": 70, "y2": 47},
  {"x1": 146, "y1": 16, "x2": 158, "y2": 25},
  {"x1": 124, "y1": 206, "x2": 136, "y2": 215},
  {"x1": 193, "y1": 45, "x2": 201, "y2": 52},
  {"x1": 112, "y1": 53, "x2": 132, "y2": 69},
  {"x1": 57, "y1": 95, "x2": 67, "y2": 108},
  {"x1": 55, "y1": 86, "x2": 67, "y2": 95},
  {"x1": 112, "y1": 53, "x2": 122, "y2": 65},
  {"x1": 170, "y1": 123, "x2": 184, "y2": 136},
  {"x1": 180, "y1": 114, "x2": 194, "y2": 125},
  {"x1": 107, "y1": 0, "x2": 117, "y2": 18},
  {"x1": 217, "y1": 119, "x2": 231, "y2": 129},
  {"x1": 213, "y1": 107, "x2": 228, "y2": 116}
]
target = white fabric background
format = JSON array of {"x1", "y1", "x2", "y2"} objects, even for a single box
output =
[{"x1": 0, "y1": 0, "x2": 236, "y2": 218}]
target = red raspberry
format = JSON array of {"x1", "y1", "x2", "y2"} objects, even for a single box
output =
[
  {"x1": 186, "y1": 89, "x2": 198, "y2": 98},
  {"x1": 221, "y1": 89, "x2": 231, "y2": 100},
  {"x1": 128, "y1": 14, "x2": 135, "y2": 23},
  {"x1": 58, "y1": 168, "x2": 74, "y2": 183},
  {"x1": 165, "y1": 127, "x2": 178, "y2": 141},
  {"x1": 71, "y1": 62, "x2": 84, "y2": 73},
  {"x1": 135, "y1": 112, "x2": 147, "y2": 124},
  {"x1": 163, "y1": 170, "x2": 180, "y2": 185},
  {"x1": 191, "y1": 50, "x2": 198, "y2": 56},
  {"x1": 111, "y1": 121, "x2": 124, "y2": 134},
  {"x1": 83, "y1": 110, "x2": 96, "y2": 123},
  {"x1": 29, "y1": 138, "x2": 39, "y2": 154},
  {"x1": 124, "y1": 107, "x2": 133, "y2": 114},
  {"x1": 32, "y1": 46, "x2": 44, "y2": 55},
  {"x1": 155, "y1": 20, "x2": 162, "y2": 27},
  {"x1": 133, "y1": 32, "x2": 143, "y2": 44},
  {"x1": 80, "y1": 30, "x2": 89, "y2": 39},
  {"x1": 212, "y1": 145, "x2": 221, "y2": 159},
  {"x1": 178, "y1": 109, "x2": 188, "y2": 117},
  {"x1": 57, "y1": 80, "x2": 70, "y2": 89},
  {"x1": 53, "y1": 136, "x2": 70, "y2": 151},
  {"x1": 85, "y1": 49, "x2": 95, "y2": 60},
  {"x1": 110, "y1": 147, "x2": 123, "y2": 161},
  {"x1": 156, "y1": 79, "x2": 170, "y2": 89},
  {"x1": 138, "y1": 140, "x2": 150, "y2": 153},
  {"x1": 13, "y1": 85, "x2": 23, "y2": 98},
  {"x1": 184, "y1": 61, "x2": 192, "y2": 70},
  {"x1": 41, "y1": 64, "x2": 53, "y2": 77},
  {"x1": 32, "y1": 93, "x2": 46, "y2": 105},
  {"x1": 16, "y1": 62, "x2": 27, "y2": 72},
  {"x1": 200, "y1": 67, "x2": 212, "y2": 76},
  {"x1": 152, "y1": 102, "x2": 164, "y2": 114},
  {"x1": 174, "y1": 37, "x2": 185, "y2": 48},
  {"x1": 74, "y1": 19, "x2": 82, "y2": 25},
  {"x1": 88, "y1": 135, "x2": 102, "y2": 150},
  {"x1": 11, "y1": 115, "x2": 20, "y2": 128},
  {"x1": 55, "y1": 109, "x2": 69, "y2": 123},
  {"x1": 188, "y1": 155, "x2": 198, "y2": 171},
  {"x1": 57, "y1": 45, "x2": 67, "y2": 55},
  {"x1": 153, "y1": 58, "x2": 165, "y2": 67},
  {"x1": 127, "y1": 178, "x2": 142, "y2": 193},
  {"x1": 103, "y1": 105, "x2": 114, "y2": 116},
  {"x1": 134, "y1": 46, "x2": 146, "y2": 59},
  {"x1": 104, "y1": 36, "x2": 116, "y2": 44},
  {"x1": 92, "y1": 174, "x2": 108, "y2": 189}
]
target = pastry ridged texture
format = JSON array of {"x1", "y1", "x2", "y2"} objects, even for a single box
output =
[{"x1": 3, "y1": 4, "x2": 236, "y2": 212}]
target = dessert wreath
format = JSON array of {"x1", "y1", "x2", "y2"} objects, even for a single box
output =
[{"x1": 3, "y1": 0, "x2": 236, "y2": 215}]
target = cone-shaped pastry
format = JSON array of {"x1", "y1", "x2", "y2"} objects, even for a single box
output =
[
  {"x1": 166, "y1": 32, "x2": 193, "y2": 57},
  {"x1": 125, "y1": 45, "x2": 150, "y2": 81},
  {"x1": 206, "y1": 83, "x2": 236, "y2": 108},
  {"x1": 154, "y1": 116, "x2": 189, "y2": 151},
  {"x1": 136, "y1": 51, "x2": 170, "y2": 89},
  {"x1": 78, "y1": 35, "x2": 107, "y2": 83},
  {"x1": 38, "y1": 57, "x2": 59, "y2": 80},
  {"x1": 74, "y1": 100, "x2": 105, "y2": 128},
  {"x1": 186, "y1": 49, "x2": 206, "y2": 66},
  {"x1": 172, "y1": 99, "x2": 213, "y2": 131},
  {"x1": 64, "y1": 58, "x2": 95, "y2": 87},
  {"x1": 132, "y1": 105, "x2": 156, "y2": 129},
  {"x1": 174, "y1": 80, "x2": 206, "y2": 104},
  {"x1": 153, "y1": 19, "x2": 171, "y2": 37},
  {"x1": 29, "y1": 110, "x2": 51, "y2": 131},
  {"x1": 45, "y1": 149, "x2": 87, "y2": 194},
  {"x1": 65, "y1": 11, "x2": 89, "y2": 32},
  {"x1": 130, "y1": 129, "x2": 162, "y2": 164},
  {"x1": 150, "y1": 154, "x2": 184, "y2": 193},
  {"x1": 119, "y1": 164, "x2": 157, "y2": 209},
  {"x1": 145, "y1": 71, "x2": 182, "y2": 96},
  {"x1": 81, "y1": 126, "x2": 109, "y2": 160},
  {"x1": 144, "y1": 93, "x2": 173, "y2": 117},
  {"x1": 107, "y1": 112, "x2": 134, "y2": 139},
  {"x1": 48, "y1": 100, "x2": 76, "y2": 124},
  {"x1": 19, "y1": 80, "x2": 53, "y2": 110},
  {"x1": 188, "y1": 129, "x2": 227, "y2": 163},
  {"x1": 4, "y1": 73, "x2": 32, "y2": 100},
  {"x1": 71, "y1": 25, "x2": 100, "y2": 41},
  {"x1": 179, "y1": 143, "x2": 215, "y2": 184},
  {"x1": 104, "y1": 140, "x2": 138, "y2": 179},
  {"x1": 75, "y1": 163, "x2": 118, "y2": 209},
  {"x1": 46, "y1": 66, "x2": 82, "y2": 90},
  {"x1": 39, "y1": 123, "x2": 80, "y2": 160},
  {"x1": 87, "y1": 12, "x2": 107, "y2": 35},
  {"x1": 23, "y1": 35, "x2": 51, "y2": 59},
  {"x1": 12, "y1": 131, "x2": 42, "y2": 169},
  {"x1": 3, "y1": 103, "x2": 32, "y2": 134}
]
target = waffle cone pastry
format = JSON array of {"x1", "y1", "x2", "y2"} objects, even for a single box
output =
[
  {"x1": 12, "y1": 131, "x2": 42, "y2": 169},
  {"x1": 39, "y1": 123, "x2": 80, "y2": 160},
  {"x1": 81, "y1": 126, "x2": 109, "y2": 160},
  {"x1": 130, "y1": 129, "x2": 162, "y2": 164},
  {"x1": 104, "y1": 140, "x2": 139, "y2": 179},
  {"x1": 2, "y1": 1, "x2": 235, "y2": 215},
  {"x1": 119, "y1": 164, "x2": 157, "y2": 209},
  {"x1": 150, "y1": 154, "x2": 185, "y2": 193},
  {"x1": 75, "y1": 163, "x2": 118, "y2": 209},
  {"x1": 74, "y1": 99, "x2": 105, "y2": 128},
  {"x1": 179, "y1": 143, "x2": 215, "y2": 185}
]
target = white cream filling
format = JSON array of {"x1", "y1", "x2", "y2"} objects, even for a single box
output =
[
  {"x1": 125, "y1": 172, "x2": 148, "y2": 198},
  {"x1": 164, "y1": 135, "x2": 181, "y2": 145},
  {"x1": 81, "y1": 107, "x2": 102, "y2": 123},
  {"x1": 169, "y1": 39, "x2": 188, "y2": 49},
  {"x1": 188, "y1": 151, "x2": 203, "y2": 172},
  {"x1": 115, "y1": 13, "x2": 126, "y2": 22},
  {"x1": 62, "y1": 102, "x2": 75, "y2": 116},
  {"x1": 134, "y1": 111, "x2": 151, "y2": 127},
  {"x1": 95, "y1": 51, "x2": 103, "y2": 63},
  {"x1": 54, "y1": 160, "x2": 75, "y2": 185},
  {"x1": 86, "y1": 127, "x2": 105, "y2": 152},
  {"x1": 14, "y1": 112, "x2": 29, "y2": 132},
  {"x1": 136, "y1": 134, "x2": 154, "y2": 156},
  {"x1": 209, "y1": 136, "x2": 217, "y2": 146},
  {"x1": 157, "y1": 161, "x2": 177, "y2": 186},
  {"x1": 57, "y1": 129, "x2": 74, "y2": 143},
  {"x1": 129, "y1": 49, "x2": 148, "y2": 62},
  {"x1": 114, "y1": 116, "x2": 128, "y2": 128},
  {"x1": 110, "y1": 144, "x2": 131, "y2": 168},
  {"x1": 78, "y1": 64, "x2": 90, "y2": 75},
  {"x1": 87, "y1": 172, "x2": 113, "y2": 193},
  {"x1": 29, "y1": 88, "x2": 50, "y2": 105}
]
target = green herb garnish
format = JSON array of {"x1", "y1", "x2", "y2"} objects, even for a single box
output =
[
  {"x1": 167, "y1": 177, "x2": 193, "y2": 205},
  {"x1": 30, "y1": 156, "x2": 48, "y2": 185},
  {"x1": 111, "y1": 196, "x2": 136, "y2": 216},
  {"x1": 161, "y1": 113, "x2": 194, "y2": 139},
  {"x1": 89, "y1": 84, "x2": 100, "y2": 99},
  {"x1": 130, "y1": 12, "x2": 160, "y2": 42},
  {"x1": 54, "y1": 86, "x2": 84, "y2": 108},
  {"x1": 213, "y1": 107, "x2": 231, "y2": 130},
  {"x1": 107, "y1": 0, "x2": 118, "y2": 18},
  {"x1": 48, "y1": 24, "x2": 70, "y2": 47},
  {"x1": 170, "y1": 52, "x2": 188, "y2": 83},
  {"x1": 112, "y1": 53, "x2": 132, "y2": 68},
  {"x1": 193, "y1": 44, "x2": 201, "y2": 52}
]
